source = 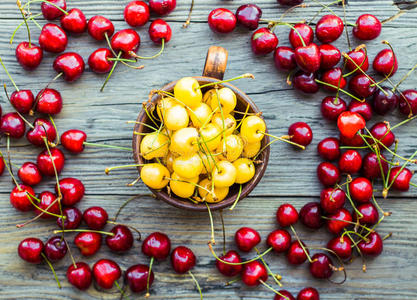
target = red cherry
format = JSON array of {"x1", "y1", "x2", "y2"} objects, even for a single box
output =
[
  {"x1": 26, "y1": 118, "x2": 57, "y2": 147},
  {"x1": 339, "y1": 150, "x2": 362, "y2": 174},
  {"x1": 354, "y1": 203, "x2": 379, "y2": 226},
  {"x1": 349, "y1": 177, "x2": 373, "y2": 203},
  {"x1": 353, "y1": 14, "x2": 381, "y2": 40},
  {"x1": 208, "y1": 8, "x2": 236, "y2": 33},
  {"x1": 44, "y1": 235, "x2": 67, "y2": 261},
  {"x1": 53, "y1": 52, "x2": 85, "y2": 82},
  {"x1": 362, "y1": 152, "x2": 388, "y2": 179},
  {"x1": 149, "y1": 0, "x2": 176, "y2": 15},
  {"x1": 18, "y1": 237, "x2": 43, "y2": 263},
  {"x1": 251, "y1": 27, "x2": 278, "y2": 55},
  {"x1": 0, "y1": 112, "x2": 26, "y2": 138},
  {"x1": 276, "y1": 203, "x2": 299, "y2": 227},
  {"x1": 15, "y1": 42, "x2": 43, "y2": 70},
  {"x1": 299, "y1": 202, "x2": 323, "y2": 229},
  {"x1": 35, "y1": 191, "x2": 59, "y2": 219},
  {"x1": 74, "y1": 232, "x2": 102, "y2": 256},
  {"x1": 340, "y1": 129, "x2": 365, "y2": 147},
  {"x1": 266, "y1": 229, "x2": 291, "y2": 253},
  {"x1": 287, "y1": 240, "x2": 309, "y2": 265},
  {"x1": 41, "y1": 0, "x2": 66, "y2": 20},
  {"x1": 60, "y1": 8, "x2": 87, "y2": 34},
  {"x1": 294, "y1": 43, "x2": 321, "y2": 73},
  {"x1": 10, "y1": 184, "x2": 34, "y2": 212},
  {"x1": 57, "y1": 177, "x2": 85, "y2": 206},
  {"x1": 83, "y1": 206, "x2": 108, "y2": 230},
  {"x1": 309, "y1": 253, "x2": 333, "y2": 279},
  {"x1": 399, "y1": 89, "x2": 417, "y2": 116},
  {"x1": 316, "y1": 15, "x2": 344, "y2": 43},
  {"x1": 215, "y1": 250, "x2": 242, "y2": 276},
  {"x1": 10, "y1": 90, "x2": 34, "y2": 114},
  {"x1": 274, "y1": 46, "x2": 296, "y2": 71},
  {"x1": 288, "y1": 122, "x2": 313, "y2": 146},
  {"x1": 345, "y1": 48, "x2": 369, "y2": 74},
  {"x1": 35, "y1": 88, "x2": 63, "y2": 115},
  {"x1": 57, "y1": 207, "x2": 82, "y2": 229},
  {"x1": 235, "y1": 4, "x2": 262, "y2": 30},
  {"x1": 373, "y1": 48, "x2": 398, "y2": 77},
  {"x1": 317, "y1": 137, "x2": 340, "y2": 160},
  {"x1": 88, "y1": 48, "x2": 114, "y2": 74},
  {"x1": 106, "y1": 225, "x2": 134, "y2": 252},
  {"x1": 275, "y1": 290, "x2": 295, "y2": 300},
  {"x1": 388, "y1": 167, "x2": 413, "y2": 191},
  {"x1": 67, "y1": 262, "x2": 92, "y2": 290},
  {"x1": 373, "y1": 87, "x2": 399, "y2": 115},
  {"x1": 0, "y1": 155, "x2": 4, "y2": 176},
  {"x1": 92, "y1": 259, "x2": 121, "y2": 289},
  {"x1": 111, "y1": 29, "x2": 140, "y2": 58},
  {"x1": 337, "y1": 111, "x2": 366, "y2": 139},
  {"x1": 125, "y1": 264, "x2": 154, "y2": 293},
  {"x1": 327, "y1": 208, "x2": 352, "y2": 234},
  {"x1": 278, "y1": 0, "x2": 304, "y2": 5},
  {"x1": 348, "y1": 100, "x2": 373, "y2": 121},
  {"x1": 61, "y1": 129, "x2": 87, "y2": 153},
  {"x1": 358, "y1": 232, "x2": 383, "y2": 256},
  {"x1": 293, "y1": 71, "x2": 319, "y2": 94},
  {"x1": 321, "y1": 96, "x2": 347, "y2": 121},
  {"x1": 18, "y1": 162, "x2": 42, "y2": 186},
  {"x1": 349, "y1": 74, "x2": 377, "y2": 98},
  {"x1": 37, "y1": 148, "x2": 65, "y2": 177},
  {"x1": 235, "y1": 227, "x2": 261, "y2": 252},
  {"x1": 320, "y1": 187, "x2": 346, "y2": 214},
  {"x1": 124, "y1": 1, "x2": 150, "y2": 27},
  {"x1": 142, "y1": 232, "x2": 171, "y2": 260},
  {"x1": 368, "y1": 122, "x2": 395, "y2": 149},
  {"x1": 39, "y1": 23, "x2": 68, "y2": 53},
  {"x1": 327, "y1": 236, "x2": 352, "y2": 259},
  {"x1": 88, "y1": 16, "x2": 115, "y2": 41},
  {"x1": 149, "y1": 19, "x2": 172, "y2": 44},
  {"x1": 241, "y1": 261, "x2": 268, "y2": 286},
  {"x1": 289, "y1": 23, "x2": 313, "y2": 48},
  {"x1": 297, "y1": 287, "x2": 320, "y2": 300},
  {"x1": 317, "y1": 162, "x2": 341, "y2": 187},
  {"x1": 171, "y1": 246, "x2": 196, "y2": 273},
  {"x1": 319, "y1": 44, "x2": 341, "y2": 70}
]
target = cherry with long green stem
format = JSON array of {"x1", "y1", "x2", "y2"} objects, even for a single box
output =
[
  {"x1": 315, "y1": 79, "x2": 365, "y2": 102},
  {"x1": 54, "y1": 228, "x2": 115, "y2": 236}
]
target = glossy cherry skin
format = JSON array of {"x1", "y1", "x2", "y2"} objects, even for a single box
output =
[
  {"x1": 35, "y1": 191, "x2": 59, "y2": 219},
  {"x1": 319, "y1": 44, "x2": 341, "y2": 70},
  {"x1": 111, "y1": 29, "x2": 140, "y2": 58},
  {"x1": 18, "y1": 237, "x2": 44, "y2": 263},
  {"x1": 106, "y1": 225, "x2": 134, "y2": 252},
  {"x1": 293, "y1": 71, "x2": 319, "y2": 94},
  {"x1": 278, "y1": 0, "x2": 303, "y2": 5},
  {"x1": 39, "y1": 24, "x2": 68, "y2": 53},
  {"x1": 149, "y1": 19, "x2": 172, "y2": 44},
  {"x1": 251, "y1": 27, "x2": 278, "y2": 55},
  {"x1": 287, "y1": 241, "x2": 309, "y2": 265},
  {"x1": 235, "y1": 227, "x2": 261, "y2": 252},
  {"x1": 15, "y1": 42, "x2": 43, "y2": 70},
  {"x1": 35, "y1": 88, "x2": 63, "y2": 115},
  {"x1": 294, "y1": 43, "x2": 321, "y2": 73},
  {"x1": 373, "y1": 87, "x2": 398, "y2": 115},
  {"x1": 149, "y1": 0, "x2": 176, "y2": 15},
  {"x1": 275, "y1": 290, "x2": 295, "y2": 300},
  {"x1": 373, "y1": 49, "x2": 398, "y2": 77},
  {"x1": 309, "y1": 253, "x2": 333, "y2": 279},
  {"x1": 320, "y1": 187, "x2": 346, "y2": 214},
  {"x1": 208, "y1": 8, "x2": 236, "y2": 33},
  {"x1": 61, "y1": 129, "x2": 87, "y2": 153},
  {"x1": 53, "y1": 52, "x2": 85, "y2": 82},
  {"x1": 235, "y1": 4, "x2": 262, "y2": 30},
  {"x1": 399, "y1": 89, "x2": 417, "y2": 116},
  {"x1": 241, "y1": 261, "x2": 268, "y2": 286},
  {"x1": 171, "y1": 246, "x2": 196, "y2": 274},
  {"x1": 88, "y1": 48, "x2": 114, "y2": 74},
  {"x1": 321, "y1": 68, "x2": 346, "y2": 92},
  {"x1": 274, "y1": 46, "x2": 296, "y2": 71},
  {"x1": 299, "y1": 202, "x2": 323, "y2": 229},
  {"x1": 317, "y1": 137, "x2": 340, "y2": 160},
  {"x1": 297, "y1": 287, "x2": 320, "y2": 300},
  {"x1": 368, "y1": 122, "x2": 395, "y2": 148},
  {"x1": 276, "y1": 203, "x2": 299, "y2": 227},
  {"x1": 41, "y1": 0, "x2": 66, "y2": 20},
  {"x1": 57, "y1": 207, "x2": 82, "y2": 229},
  {"x1": 88, "y1": 16, "x2": 115, "y2": 40},
  {"x1": 345, "y1": 49, "x2": 369, "y2": 74},
  {"x1": 267, "y1": 229, "x2": 291, "y2": 252},
  {"x1": 125, "y1": 264, "x2": 154, "y2": 293},
  {"x1": 340, "y1": 129, "x2": 365, "y2": 147},
  {"x1": 327, "y1": 236, "x2": 352, "y2": 259},
  {"x1": 93, "y1": 259, "x2": 122, "y2": 289},
  {"x1": 353, "y1": 14, "x2": 381, "y2": 40},
  {"x1": 56, "y1": 177, "x2": 85, "y2": 206},
  {"x1": 327, "y1": 208, "x2": 352, "y2": 234},
  {"x1": 10, "y1": 185, "x2": 34, "y2": 212},
  {"x1": 142, "y1": 232, "x2": 171, "y2": 260},
  {"x1": 26, "y1": 118, "x2": 56, "y2": 147},
  {"x1": 124, "y1": 1, "x2": 150, "y2": 27},
  {"x1": 317, "y1": 162, "x2": 341, "y2": 187},
  {"x1": 44, "y1": 235, "x2": 67, "y2": 261},
  {"x1": 0, "y1": 112, "x2": 26, "y2": 138},
  {"x1": 349, "y1": 74, "x2": 377, "y2": 98},
  {"x1": 61, "y1": 8, "x2": 87, "y2": 34},
  {"x1": 37, "y1": 148, "x2": 65, "y2": 177},
  {"x1": 339, "y1": 150, "x2": 362, "y2": 174},
  {"x1": 358, "y1": 231, "x2": 383, "y2": 256},
  {"x1": 337, "y1": 111, "x2": 366, "y2": 139},
  {"x1": 74, "y1": 232, "x2": 102, "y2": 256},
  {"x1": 83, "y1": 206, "x2": 108, "y2": 230},
  {"x1": 10, "y1": 90, "x2": 34, "y2": 115},
  {"x1": 289, "y1": 23, "x2": 313, "y2": 48},
  {"x1": 288, "y1": 122, "x2": 313, "y2": 146},
  {"x1": 354, "y1": 203, "x2": 379, "y2": 226},
  {"x1": 349, "y1": 177, "x2": 373, "y2": 203},
  {"x1": 362, "y1": 152, "x2": 388, "y2": 179},
  {"x1": 316, "y1": 15, "x2": 344, "y2": 43},
  {"x1": 216, "y1": 250, "x2": 242, "y2": 277},
  {"x1": 0, "y1": 157, "x2": 5, "y2": 176},
  {"x1": 321, "y1": 96, "x2": 347, "y2": 121},
  {"x1": 67, "y1": 262, "x2": 92, "y2": 290},
  {"x1": 389, "y1": 167, "x2": 413, "y2": 191},
  {"x1": 348, "y1": 100, "x2": 373, "y2": 121}
]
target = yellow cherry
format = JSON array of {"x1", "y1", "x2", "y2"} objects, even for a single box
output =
[
  {"x1": 242, "y1": 140, "x2": 261, "y2": 158},
  {"x1": 209, "y1": 87, "x2": 237, "y2": 115},
  {"x1": 169, "y1": 127, "x2": 199, "y2": 155},
  {"x1": 212, "y1": 160, "x2": 237, "y2": 188},
  {"x1": 164, "y1": 105, "x2": 189, "y2": 131},
  {"x1": 169, "y1": 172, "x2": 199, "y2": 198},
  {"x1": 141, "y1": 163, "x2": 170, "y2": 189},
  {"x1": 172, "y1": 153, "x2": 203, "y2": 179},
  {"x1": 217, "y1": 134, "x2": 243, "y2": 162},
  {"x1": 156, "y1": 97, "x2": 175, "y2": 121},
  {"x1": 189, "y1": 102, "x2": 212, "y2": 128},
  {"x1": 198, "y1": 178, "x2": 229, "y2": 203},
  {"x1": 212, "y1": 113, "x2": 236, "y2": 136},
  {"x1": 199, "y1": 151, "x2": 219, "y2": 174},
  {"x1": 199, "y1": 123, "x2": 222, "y2": 151},
  {"x1": 233, "y1": 158, "x2": 255, "y2": 184},
  {"x1": 162, "y1": 151, "x2": 176, "y2": 173},
  {"x1": 240, "y1": 115, "x2": 266, "y2": 143},
  {"x1": 202, "y1": 89, "x2": 216, "y2": 104},
  {"x1": 173, "y1": 77, "x2": 202, "y2": 108},
  {"x1": 140, "y1": 132, "x2": 169, "y2": 160}
]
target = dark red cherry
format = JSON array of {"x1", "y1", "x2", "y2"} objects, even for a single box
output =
[
  {"x1": 348, "y1": 100, "x2": 373, "y2": 121},
  {"x1": 57, "y1": 207, "x2": 82, "y2": 229},
  {"x1": 320, "y1": 187, "x2": 346, "y2": 214},
  {"x1": 340, "y1": 129, "x2": 365, "y2": 147},
  {"x1": 208, "y1": 8, "x2": 236, "y2": 33},
  {"x1": 373, "y1": 87, "x2": 399, "y2": 115},
  {"x1": 39, "y1": 23, "x2": 68, "y2": 53},
  {"x1": 327, "y1": 208, "x2": 352, "y2": 234},
  {"x1": 327, "y1": 236, "x2": 352, "y2": 259},
  {"x1": 349, "y1": 74, "x2": 377, "y2": 98},
  {"x1": 10, "y1": 90, "x2": 34, "y2": 114},
  {"x1": 368, "y1": 122, "x2": 395, "y2": 149},
  {"x1": 373, "y1": 48, "x2": 398, "y2": 77},
  {"x1": 149, "y1": 0, "x2": 176, "y2": 15},
  {"x1": 18, "y1": 237, "x2": 43, "y2": 263},
  {"x1": 74, "y1": 232, "x2": 102, "y2": 256},
  {"x1": 299, "y1": 202, "x2": 323, "y2": 229},
  {"x1": 339, "y1": 150, "x2": 362, "y2": 174},
  {"x1": 125, "y1": 264, "x2": 154, "y2": 293},
  {"x1": 53, "y1": 52, "x2": 85, "y2": 82},
  {"x1": 83, "y1": 206, "x2": 108, "y2": 230},
  {"x1": 317, "y1": 137, "x2": 340, "y2": 160},
  {"x1": 88, "y1": 48, "x2": 114, "y2": 74},
  {"x1": 297, "y1": 287, "x2": 320, "y2": 300},
  {"x1": 0, "y1": 112, "x2": 26, "y2": 138},
  {"x1": 216, "y1": 250, "x2": 242, "y2": 277},
  {"x1": 287, "y1": 240, "x2": 309, "y2": 265},
  {"x1": 345, "y1": 49, "x2": 369, "y2": 74},
  {"x1": 349, "y1": 177, "x2": 373, "y2": 203},
  {"x1": 293, "y1": 71, "x2": 319, "y2": 94},
  {"x1": 56, "y1": 177, "x2": 85, "y2": 206},
  {"x1": 37, "y1": 148, "x2": 65, "y2": 177},
  {"x1": 18, "y1": 162, "x2": 42, "y2": 186},
  {"x1": 288, "y1": 122, "x2": 313, "y2": 146},
  {"x1": 67, "y1": 262, "x2": 92, "y2": 290},
  {"x1": 294, "y1": 43, "x2": 321, "y2": 73},
  {"x1": 35, "y1": 191, "x2": 59, "y2": 219},
  {"x1": 124, "y1": 1, "x2": 150, "y2": 27},
  {"x1": 337, "y1": 111, "x2": 366, "y2": 139},
  {"x1": 92, "y1": 259, "x2": 121, "y2": 289},
  {"x1": 309, "y1": 253, "x2": 333, "y2": 279},
  {"x1": 266, "y1": 229, "x2": 291, "y2": 252},
  {"x1": 276, "y1": 203, "x2": 299, "y2": 227},
  {"x1": 87, "y1": 16, "x2": 115, "y2": 41},
  {"x1": 235, "y1": 4, "x2": 262, "y2": 30},
  {"x1": 106, "y1": 225, "x2": 134, "y2": 252},
  {"x1": 354, "y1": 203, "x2": 379, "y2": 226},
  {"x1": 358, "y1": 231, "x2": 383, "y2": 256},
  {"x1": 61, "y1": 129, "x2": 87, "y2": 153},
  {"x1": 274, "y1": 46, "x2": 296, "y2": 71},
  {"x1": 289, "y1": 23, "x2": 313, "y2": 48},
  {"x1": 275, "y1": 290, "x2": 295, "y2": 300},
  {"x1": 319, "y1": 44, "x2": 341, "y2": 70},
  {"x1": 388, "y1": 167, "x2": 413, "y2": 191},
  {"x1": 251, "y1": 27, "x2": 278, "y2": 55},
  {"x1": 44, "y1": 235, "x2": 67, "y2": 261},
  {"x1": 41, "y1": 0, "x2": 66, "y2": 20},
  {"x1": 317, "y1": 162, "x2": 341, "y2": 187},
  {"x1": 321, "y1": 96, "x2": 347, "y2": 121},
  {"x1": 111, "y1": 29, "x2": 140, "y2": 58},
  {"x1": 399, "y1": 89, "x2": 417, "y2": 116},
  {"x1": 353, "y1": 14, "x2": 381, "y2": 40},
  {"x1": 61, "y1": 8, "x2": 87, "y2": 34},
  {"x1": 171, "y1": 246, "x2": 196, "y2": 274},
  {"x1": 15, "y1": 42, "x2": 43, "y2": 70},
  {"x1": 235, "y1": 227, "x2": 261, "y2": 252},
  {"x1": 142, "y1": 232, "x2": 171, "y2": 260},
  {"x1": 10, "y1": 184, "x2": 34, "y2": 212},
  {"x1": 278, "y1": 0, "x2": 303, "y2": 5},
  {"x1": 35, "y1": 88, "x2": 63, "y2": 115},
  {"x1": 316, "y1": 14, "x2": 343, "y2": 43},
  {"x1": 241, "y1": 261, "x2": 268, "y2": 286},
  {"x1": 149, "y1": 19, "x2": 172, "y2": 44},
  {"x1": 362, "y1": 152, "x2": 388, "y2": 179},
  {"x1": 26, "y1": 118, "x2": 56, "y2": 147}
]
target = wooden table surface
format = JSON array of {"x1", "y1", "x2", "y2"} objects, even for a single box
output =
[{"x1": 1, "y1": 0, "x2": 417, "y2": 299}]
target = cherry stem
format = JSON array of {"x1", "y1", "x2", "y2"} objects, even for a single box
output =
[
  {"x1": 105, "y1": 164, "x2": 144, "y2": 175},
  {"x1": 22, "y1": 0, "x2": 68, "y2": 15},
  {"x1": 127, "y1": 176, "x2": 141, "y2": 187},
  {"x1": 385, "y1": 149, "x2": 417, "y2": 194},
  {"x1": 342, "y1": 45, "x2": 367, "y2": 77},
  {"x1": 290, "y1": 225, "x2": 313, "y2": 263},
  {"x1": 410, "y1": 182, "x2": 417, "y2": 188},
  {"x1": 183, "y1": 0, "x2": 194, "y2": 28},
  {"x1": 101, "y1": 51, "x2": 121, "y2": 92},
  {"x1": 63, "y1": 238, "x2": 77, "y2": 269},
  {"x1": 343, "y1": 230, "x2": 366, "y2": 271},
  {"x1": 30, "y1": 73, "x2": 63, "y2": 116},
  {"x1": 0, "y1": 57, "x2": 19, "y2": 91},
  {"x1": 277, "y1": 3, "x2": 307, "y2": 23},
  {"x1": 0, "y1": 149, "x2": 21, "y2": 189},
  {"x1": 83, "y1": 141, "x2": 131, "y2": 151},
  {"x1": 259, "y1": 280, "x2": 289, "y2": 299},
  {"x1": 321, "y1": 216, "x2": 374, "y2": 232},
  {"x1": 207, "y1": 242, "x2": 273, "y2": 265},
  {"x1": 341, "y1": 230, "x2": 369, "y2": 242},
  {"x1": 341, "y1": 0, "x2": 351, "y2": 50},
  {"x1": 187, "y1": 271, "x2": 203, "y2": 300},
  {"x1": 372, "y1": 194, "x2": 391, "y2": 217},
  {"x1": 314, "y1": 79, "x2": 365, "y2": 102},
  {"x1": 235, "y1": 103, "x2": 251, "y2": 131},
  {"x1": 229, "y1": 184, "x2": 242, "y2": 211},
  {"x1": 305, "y1": 246, "x2": 347, "y2": 284},
  {"x1": 16, "y1": 195, "x2": 64, "y2": 227},
  {"x1": 254, "y1": 247, "x2": 282, "y2": 287},
  {"x1": 264, "y1": 21, "x2": 306, "y2": 47},
  {"x1": 307, "y1": 0, "x2": 342, "y2": 24},
  {"x1": 338, "y1": 181, "x2": 363, "y2": 218},
  {"x1": 48, "y1": 115, "x2": 59, "y2": 146},
  {"x1": 17, "y1": 0, "x2": 31, "y2": 47},
  {"x1": 10, "y1": 12, "x2": 42, "y2": 45},
  {"x1": 219, "y1": 210, "x2": 226, "y2": 256},
  {"x1": 53, "y1": 229, "x2": 115, "y2": 236},
  {"x1": 107, "y1": 57, "x2": 137, "y2": 63},
  {"x1": 198, "y1": 73, "x2": 255, "y2": 89},
  {"x1": 371, "y1": 40, "x2": 397, "y2": 87},
  {"x1": 146, "y1": 256, "x2": 154, "y2": 298},
  {"x1": 205, "y1": 202, "x2": 216, "y2": 245},
  {"x1": 392, "y1": 62, "x2": 417, "y2": 92},
  {"x1": 259, "y1": 131, "x2": 305, "y2": 150},
  {"x1": 41, "y1": 253, "x2": 61, "y2": 288},
  {"x1": 113, "y1": 194, "x2": 145, "y2": 222},
  {"x1": 131, "y1": 39, "x2": 165, "y2": 60},
  {"x1": 114, "y1": 281, "x2": 129, "y2": 300}
]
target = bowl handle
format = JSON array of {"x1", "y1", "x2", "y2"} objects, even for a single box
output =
[{"x1": 202, "y1": 46, "x2": 228, "y2": 80}]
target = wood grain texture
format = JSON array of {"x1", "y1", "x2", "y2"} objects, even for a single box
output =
[{"x1": 0, "y1": 0, "x2": 416, "y2": 299}]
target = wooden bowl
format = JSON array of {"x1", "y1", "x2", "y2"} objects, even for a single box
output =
[{"x1": 132, "y1": 46, "x2": 270, "y2": 211}]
